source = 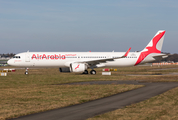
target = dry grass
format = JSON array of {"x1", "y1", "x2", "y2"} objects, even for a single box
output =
[
  {"x1": 0, "y1": 65, "x2": 178, "y2": 120},
  {"x1": 0, "y1": 84, "x2": 143, "y2": 120},
  {"x1": 0, "y1": 67, "x2": 145, "y2": 120}
]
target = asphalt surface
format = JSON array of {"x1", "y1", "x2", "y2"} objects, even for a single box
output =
[{"x1": 12, "y1": 81, "x2": 178, "y2": 120}]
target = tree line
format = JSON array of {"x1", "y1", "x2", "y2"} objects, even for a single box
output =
[
  {"x1": 0, "y1": 53, "x2": 15, "y2": 58},
  {"x1": 162, "y1": 54, "x2": 178, "y2": 62}
]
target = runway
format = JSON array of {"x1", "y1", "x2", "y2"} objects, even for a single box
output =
[{"x1": 12, "y1": 81, "x2": 178, "y2": 120}]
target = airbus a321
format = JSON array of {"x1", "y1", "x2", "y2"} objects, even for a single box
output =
[{"x1": 7, "y1": 30, "x2": 167, "y2": 75}]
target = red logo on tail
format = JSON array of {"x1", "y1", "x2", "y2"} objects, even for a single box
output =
[{"x1": 135, "y1": 31, "x2": 165, "y2": 65}]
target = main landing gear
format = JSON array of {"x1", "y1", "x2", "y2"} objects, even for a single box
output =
[
  {"x1": 90, "y1": 70, "x2": 96, "y2": 75},
  {"x1": 83, "y1": 70, "x2": 96, "y2": 75},
  {"x1": 83, "y1": 70, "x2": 88, "y2": 74},
  {"x1": 25, "y1": 68, "x2": 29, "y2": 75}
]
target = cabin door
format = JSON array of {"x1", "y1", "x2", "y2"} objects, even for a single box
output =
[{"x1": 25, "y1": 54, "x2": 30, "y2": 62}]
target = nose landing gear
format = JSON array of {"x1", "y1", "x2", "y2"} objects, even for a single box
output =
[{"x1": 25, "y1": 68, "x2": 29, "y2": 75}]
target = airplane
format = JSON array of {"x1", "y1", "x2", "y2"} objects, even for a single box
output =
[{"x1": 7, "y1": 30, "x2": 167, "y2": 75}]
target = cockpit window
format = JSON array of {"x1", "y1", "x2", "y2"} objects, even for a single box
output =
[{"x1": 13, "y1": 56, "x2": 21, "y2": 59}]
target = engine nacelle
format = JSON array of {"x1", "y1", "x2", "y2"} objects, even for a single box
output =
[{"x1": 70, "y1": 63, "x2": 87, "y2": 73}]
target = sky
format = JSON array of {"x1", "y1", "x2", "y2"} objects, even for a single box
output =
[{"x1": 0, "y1": 0, "x2": 178, "y2": 54}]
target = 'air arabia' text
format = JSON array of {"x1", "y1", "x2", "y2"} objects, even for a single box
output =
[{"x1": 32, "y1": 54, "x2": 66, "y2": 60}]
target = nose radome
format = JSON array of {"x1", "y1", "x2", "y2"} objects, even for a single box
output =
[{"x1": 7, "y1": 59, "x2": 12, "y2": 65}]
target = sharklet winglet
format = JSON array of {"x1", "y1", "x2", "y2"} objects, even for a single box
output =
[{"x1": 123, "y1": 47, "x2": 131, "y2": 57}]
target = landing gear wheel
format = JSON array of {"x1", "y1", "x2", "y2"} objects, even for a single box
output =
[
  {"x1": 25, "y1": 71, "x2": 28, "y2": 75},
  {"x1": 90, "y1": 70, "x2": 96, "y2": 75},
  {"x1": 25, "y1": 68, "x2": 29, "y2": 75},
  {"x1": 83, "y1": 70, "x2": 88, "y2": 74}
]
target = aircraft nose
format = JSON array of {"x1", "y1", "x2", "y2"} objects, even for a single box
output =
[{"x1": 7, "y1": 59, "x2": 13, "y2": 66}]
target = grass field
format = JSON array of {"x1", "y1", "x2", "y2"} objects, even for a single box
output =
[{"x1": 0, "y1": 65, "x2": 178, "y2": 120}]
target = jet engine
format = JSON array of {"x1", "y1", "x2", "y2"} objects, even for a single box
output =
[{"x1": 70, "y1": 63, "x2": 87, "y2": 73}]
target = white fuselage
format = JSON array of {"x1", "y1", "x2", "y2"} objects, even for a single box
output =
[{"x1": 7, "y1": 51, "x2": 156, "y2": 68}]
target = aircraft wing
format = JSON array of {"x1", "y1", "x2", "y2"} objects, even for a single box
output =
[{"x1": 75, "y1": 47, "x2": 131, "y2": 66}]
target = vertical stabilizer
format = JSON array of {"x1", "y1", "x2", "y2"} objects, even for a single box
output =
[
  {"x1": 141, "y1": 30, "x2": 165, "y2": 53},
  {"x1": 135, "y1": 30, "x2": 166, "y2": 65}
]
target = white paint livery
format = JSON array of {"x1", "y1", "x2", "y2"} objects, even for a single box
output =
[{"x1": 7, "y1": 30, "x2": 168, "y2": 74}]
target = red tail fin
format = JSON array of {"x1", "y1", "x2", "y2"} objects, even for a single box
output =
[{"x1": 135, "y1": 30, "x2": 166, "y2": 65}]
